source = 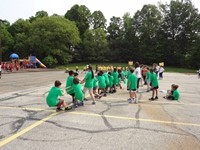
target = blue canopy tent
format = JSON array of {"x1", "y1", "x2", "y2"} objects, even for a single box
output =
[{"x1": 9, "y1": 53, "x2": 19, "y2": 59}]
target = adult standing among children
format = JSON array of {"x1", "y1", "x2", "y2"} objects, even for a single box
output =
[
  {"x1": 134, "y1": 62, "x2": 142, "y2": 92},
  {"x1": 81, "y1": 65, "x2": 96, "y2": 104}
]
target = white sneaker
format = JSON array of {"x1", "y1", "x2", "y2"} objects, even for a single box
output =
[
  {"x1": 135, "y1": 98, "x2": 138, "y2": 104},
  {"x1": 127, "y1": 98, "x2": 133, "y2": 103}
]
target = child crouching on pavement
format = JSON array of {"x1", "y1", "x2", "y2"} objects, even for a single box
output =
[
  {"x1": 73, "y1": 77, "x2": 84, "y2": 107},
  {"x1": 46, "y1": 80, "x2": 72, "y2": 112}
]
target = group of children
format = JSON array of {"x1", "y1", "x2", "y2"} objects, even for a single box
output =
[{"x1": 46, "y1": 63, "x2": 180, "y2": 111}]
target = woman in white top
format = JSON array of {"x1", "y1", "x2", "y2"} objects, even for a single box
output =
[{"x1": 134, "y1": 62, "x2": 141, "y2": 91}]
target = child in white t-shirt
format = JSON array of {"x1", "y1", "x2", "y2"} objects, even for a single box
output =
[
  {"x1": 134, "y1": 62, "x2": 141, "y2": 92},
  {"x1": 159, "y1": 66, "x2": 165, "y2": 80}
]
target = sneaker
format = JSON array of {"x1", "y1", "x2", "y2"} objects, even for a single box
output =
[
  {"x1": 149, "y1": 97, "x2": 155, "y2": 101},
  {"x1": 78, "y1": 101, "x2": 84, "y2": 106},
  {"x1": 92, "y1": 101, "x2": 96, "y2": 105},
  {"x1": 146, "y1": 90, "x2": 150, "y2": 92},
  {"x1": 103, "y1": 93, "x2": 107, "y2": 97},
  {"x1": 56, "y1": 108, "x2": 62, "y2": 112},
  {"x1": 84, "y1": 98, "x2": 89, "y2": 101},
  {"x1": 127, "y1": 98, "x2": 133, "y2": 103},
  {"x1": 154, "y1": 96, "x2": 158, "y2": 100},
  {"x1": 65, "y1": 106, "x2": 72, "y2": 111},
  {"x1": 73, "y1": 104, "x2": 78, "y2": 108}
]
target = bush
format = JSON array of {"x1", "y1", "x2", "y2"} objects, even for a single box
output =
[{"x1": 42, "y1": 55, "x2": 58, "y2": 68}]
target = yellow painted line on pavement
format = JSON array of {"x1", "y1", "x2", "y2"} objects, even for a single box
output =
[
  {"x1": 69, "y1": 111, "x2": 200, "y2": 127},
  {"x1": 0, "y1": 112, "x2": 59, "y2": 148},
  {"x1": 0, "y1": 106, "x2": 54, "y2": 112},
  {"x1": 1, "y1": 106, "x2": 200, "y2": 127}
]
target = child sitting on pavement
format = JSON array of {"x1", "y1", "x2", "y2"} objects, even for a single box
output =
[
  {"x1": 164, "y1": 84, "x2": 180, "y2": 100},
  {"x1": 46, "y1": 80, "x2": 72, "y2": 112}
]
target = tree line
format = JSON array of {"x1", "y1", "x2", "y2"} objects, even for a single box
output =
[{"x1": 0, "y1": 0, "x2": 200, "y2": 68}]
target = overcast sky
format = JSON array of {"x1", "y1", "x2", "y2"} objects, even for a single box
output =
[{"x1": 0, "y1": 0, "x2": 200, "y2": 24}]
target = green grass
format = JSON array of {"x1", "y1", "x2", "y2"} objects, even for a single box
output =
[
  {"x1": 164, "y1": 67, "x2": 196, "y2": 73},
  {"x1": 56, "y1": 63, "x2": 196, "y2": 73}
]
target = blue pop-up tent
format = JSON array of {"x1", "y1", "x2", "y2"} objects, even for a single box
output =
[{"x1": 9, "y1": 53, "x2": 19, "y2": 59}]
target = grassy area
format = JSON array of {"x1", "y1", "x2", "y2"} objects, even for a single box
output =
[
  {"x1": 164, "y1": 67, "x2": 196, "y2": 73},
  {"x1": 57, "y1": 63, "x2": 196, "y2": 73}
]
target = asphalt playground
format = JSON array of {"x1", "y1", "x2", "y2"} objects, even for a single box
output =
[{"x1": 0, "y1": 70, "x2": 200, "y2": 150}]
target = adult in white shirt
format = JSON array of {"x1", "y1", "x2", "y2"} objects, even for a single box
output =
[{"x1": 134, "y1": 62, "x2": 141, "y2": 91}]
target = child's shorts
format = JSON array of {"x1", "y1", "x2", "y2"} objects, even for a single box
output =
[
  {"x1": 153, "y1": 86, "x2": 159, "y2": 89},
  {"x1": 57, "y1": 99, "x2": 64, "y2": 108},
  {"x1": 130, "y1": 89, "x2": 137, "y2": 92},
  {"x1": 69, "y1": 93, "x2": 75, "y2": 97}
]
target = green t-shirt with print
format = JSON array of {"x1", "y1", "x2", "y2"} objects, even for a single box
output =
[
  {"x1": 46, "y1": 86, "x2": 62, "y2": 107},
  {"x1": 84, "y1": 71, "x2": 93, "y2": 88},
  {"x1": 66, "y1": 76, "x2": 74, "y2": 94}
]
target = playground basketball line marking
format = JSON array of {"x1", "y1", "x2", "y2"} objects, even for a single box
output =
[
  {"x1": 0, "y1": 112, "x2": 59, "y2": 148},
  {"x1": 0, "y1": 106, "x2": 200, "y2": 128}
]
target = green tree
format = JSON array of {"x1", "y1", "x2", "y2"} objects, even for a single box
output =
[
  {"x1": 82, "y1": 28, "x2": 108, "y2": 61},
  {"x1": 28, "y1": 16, "x2": 80, "y2": 66},
  {"x1": 91, "y1": 10, "x2": 107, "y2": 30},
  {"x1": 107, "y1": 16, "x2": 124, "y2": 61},
  {"x1": 133, "y1": 4, "x2": 162, "y2": 64},
  {"x1": 8, "y1": 19, "x2": 30, "y2": 58},
  {"x1": 0, "y1": 20, "x2": 14, "y2": 61},
  {"x1": 159, "y1": 0, "x2": 199, "y2": 66},
  {"x1": 65, "y1": 4, "x2": 91, "y2": 37},
  {"x1": 29, "y1": 10, "x2": 48, "y2": 23}
]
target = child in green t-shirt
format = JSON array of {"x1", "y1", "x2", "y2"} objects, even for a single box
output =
[
  {"x1": 149, "y1": 69, "x2": 159, "y2": 101},
  {"x1": 73, "y1": 77, "x2": 84, "y2": 107},
  {"x1": 97, "y1": 71, "x2": 107, "y2": 96},
  {"x1": 127, "y1": 69, "x2": 138, "y2": 103},
  {"x1": 66, "y1": 70, "x2": 75, "y2": 103},
  {"x1": 46, "y1": 80, "x2": 72, "y2": 112},
  {"x1": 164, "y1": 84, "x2": 180, "y2": 100},
  {"x1": 108, "y1": 72, "x2": 114, "y2": 93},
  {"x1": 93, "y1": 75, "x2": 102, "y2": 99}
]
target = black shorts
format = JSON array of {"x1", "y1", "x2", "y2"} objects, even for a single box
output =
[
  {"x1": 69, "y1": 93, "x2": 75, "y2": 97},
  {"x1": 130, "y1": 89, "x2": 137, "y2": 92},
  {"x1": 153, "y1": 86, "x2": 159, "y2": 89}
]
